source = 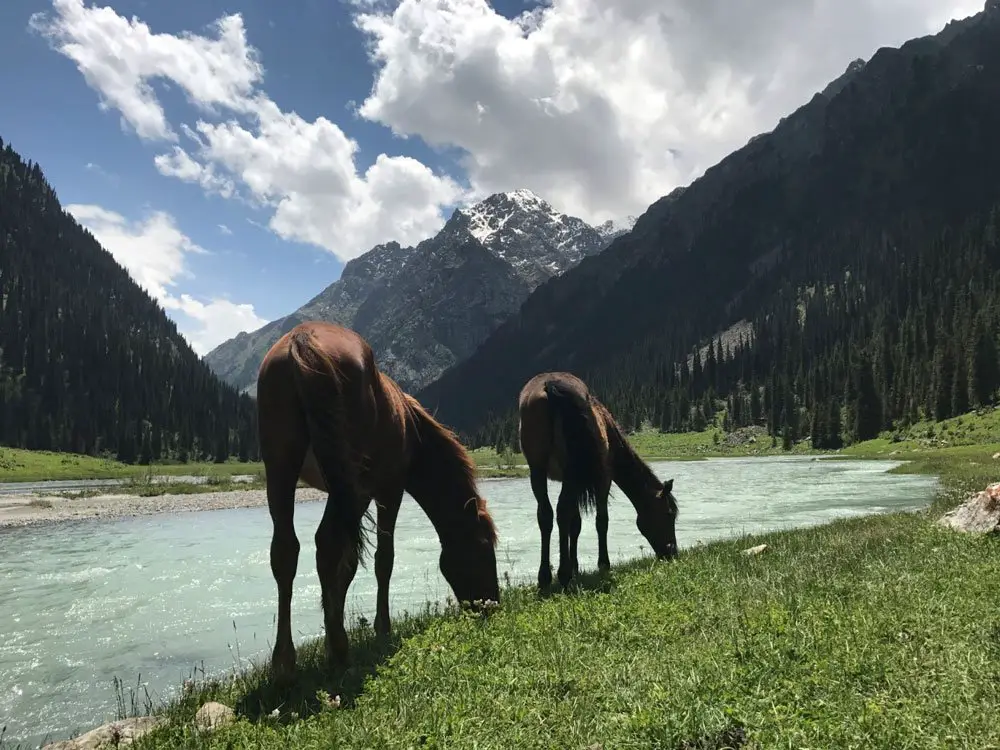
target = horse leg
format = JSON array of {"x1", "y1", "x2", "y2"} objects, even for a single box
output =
[
  {"x1": 314, "y1": 495, "x2": 366, "y2": 669},
  {"x1": 374, "y1": 489, "x2": 403, "y2": 637},
  {"x1": 266, "y1": 459, "x2": 304, "y2": 680},
  {"x1": 556, "y1": 483, "x2": 582, "y2": 589},
  {"x1": 568, "y1": 498, "x2": 583, "y2": 581},
  {"x1": 530, "y1": 467, "x2": 554, "y2": 590},
  {"x1": 596, "y1": 478, "x2": 612, "y2": 573}
]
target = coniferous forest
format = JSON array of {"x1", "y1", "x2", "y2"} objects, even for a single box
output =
[
  {"x1": 469, "y1": 209, "x2": 1000, "y2": 451},
  {"x1": 0, "y1": 138, "x2": 260, "y2": 463}
]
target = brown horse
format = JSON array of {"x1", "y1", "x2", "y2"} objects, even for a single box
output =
[
  {"x1": 256, "y1": 321, "x2": 500, "y2": 678},
  {"x1": 518, "y1": 371, "x2": 678, "y2": 590}
]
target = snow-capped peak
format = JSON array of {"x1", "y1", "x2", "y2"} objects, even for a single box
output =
[
  {"x1": 457, "y1": 189, "x2": 556, "y2": 243},
  {"x1": 505, "y1": 188, "x2": 547, "y2": 209},
  {"x1": 450, "y1": 189, "x2": 609, "y2": 287}
]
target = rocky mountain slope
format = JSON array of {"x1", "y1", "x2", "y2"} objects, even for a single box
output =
[
  {"x1": 416, "y1": 2, "x2": 1000, "y2": 444},
  {"x1": 205, "y1": 190, "x2": 629, "y2": 394}
]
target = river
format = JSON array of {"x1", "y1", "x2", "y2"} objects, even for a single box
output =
[{"x1": 0, "y1": 456, "x2": 938, "y2": 748}]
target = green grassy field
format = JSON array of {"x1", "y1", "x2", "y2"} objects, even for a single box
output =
[
  {"x1": 0, "y1": 448, "x2": 265, "y2": 484},
  {"x1": 0, "y1": 447, "x2": 527, "y2": 487},
  {"x1": 100, "y1": 422, "x2": 999, "y2": 750}
]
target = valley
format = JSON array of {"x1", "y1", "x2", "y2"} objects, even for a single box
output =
[{"x1": 2, "y1": 2, "x2": 1000, "y2": 748}]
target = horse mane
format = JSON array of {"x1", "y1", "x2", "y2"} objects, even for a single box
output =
[
  {"x1": 593, "y1": 399, "x2": 666, "y2": 507},
  {"x1": 381, "y1": 375, "x2": 498, "y2": 547}
]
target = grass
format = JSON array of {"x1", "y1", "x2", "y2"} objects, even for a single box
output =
[
  {"x1": 107, "y1": 430, "x2": 1000, "y2": 750},
  {"x1": 0, "y1": 447, "x2": 265, "y2": 484},
  {"x1": 0, "y1": 447, "x2": 525, "y2": 486},
  {"x1": 52, "y1": 473, "x2": 270, "y2": 499}
]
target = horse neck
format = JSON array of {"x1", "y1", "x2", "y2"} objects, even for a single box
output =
[
  {"x1": 404, "y1": 405, "x2": 496, "y2": 547},
  {"x1": 606, "y1": 420, "x2": 661, "y2": 507}
]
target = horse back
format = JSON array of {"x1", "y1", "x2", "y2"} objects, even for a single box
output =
[
  {"x1": 518, "y1": 372, "x2": 607, "y2": 482},
  {"x1": 259, "y1": 321, "x2": 407, "y2": 494}
]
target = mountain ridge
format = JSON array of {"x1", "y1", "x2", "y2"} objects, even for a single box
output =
[{"x1": 204, "y1": 190, "x2": 632, "y2": 395}]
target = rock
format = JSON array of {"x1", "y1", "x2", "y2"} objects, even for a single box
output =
[
  {"x1": 41, "y1": 716, "x2": 162, "y2": 749},
  {"x1": 742, "y1": 544, "x2": 769, "y2": 556},
  {"x1": 195, "y1": 701, "x2": 235, "y2": 731},
  {"x1": 938, "y1": 483, "x2": 1000, "y2": 535}
]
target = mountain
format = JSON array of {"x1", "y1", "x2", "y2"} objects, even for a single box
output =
[
  {"x1": 203, "y1": 240, "x2": 415, "y2": 396},
  {"x1": 417, "y1": 3, "x2": 1000, "y2": 448},
  {"x1": 204, "y1": 190, "x2": 622, "y2": 394},
  {"x1": 0, "y1": 138, "x2": 259, "y2": 463}
]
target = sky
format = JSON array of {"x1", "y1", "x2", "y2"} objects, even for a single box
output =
[{"x1": 0, "y1": 0, "x2": 984, "y2": 357}]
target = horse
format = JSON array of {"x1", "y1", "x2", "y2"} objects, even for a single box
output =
[
  {"x1": 256, "y1": 321, "x2": 500, "y2": 678},
  {"x1": 518, "y1": 371, "x2": 679, "y2": 590}
]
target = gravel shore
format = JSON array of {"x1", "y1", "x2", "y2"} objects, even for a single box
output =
[{"x1": 0, "y1": 487, "x2": 329, "y2": 529}]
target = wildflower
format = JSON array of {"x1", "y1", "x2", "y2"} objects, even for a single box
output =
[{"x1": 270, "y1": 708, "x2": 280, "y2": 719}]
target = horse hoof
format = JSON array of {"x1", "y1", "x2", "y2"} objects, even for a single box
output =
[
  {"x1": 557, "y1": 568, "x2": 573, "y2": 590},
  {"x1": 538, "y1": 566, "x2": 553, "y2": 591}
]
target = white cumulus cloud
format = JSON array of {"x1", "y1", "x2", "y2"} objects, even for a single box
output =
[
  {"x1": 31, "y1": 0, "x2": 466, "y2": 262},
  {"x1": 67, "y1": 204, "x2": 268, "y2": 355},
  {"x1": 30, "y1": 0, "x2": 263, "y2": 141},
  {"x1": 353, "y1": 0, "x2": 985, "y2": 223},
  {"x1": 34, "y1": 0, "x2": 984, "y2": 248}
]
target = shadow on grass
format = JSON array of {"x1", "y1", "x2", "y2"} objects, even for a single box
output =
[
  {"x1": 536, "y1": 557, "x2": 673, "y2": 599},
  {"x1": 536, "y1": 550, "x2": 685, "y2": 600},
  {"x1": 231, "y1": 567, "x2": 626, "y2": 724},
  {"x1": 234, "y1": 617, "x2": 434, "y2": 723}
]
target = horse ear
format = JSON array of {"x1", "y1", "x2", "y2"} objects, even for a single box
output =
[{"x1": 663, "y1": 478, "x2": 674, "y2": 493}]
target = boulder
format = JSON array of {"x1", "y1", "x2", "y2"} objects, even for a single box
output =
[
  {"x1": 41, "y1": 716, "x2": 162, "y2": 749},
  {"x1": 938, "y1": 483, "x2": 1000, "y2": 535},
  {"x1": 195, "y1": 701, "x2": 235, "y2": 732}
]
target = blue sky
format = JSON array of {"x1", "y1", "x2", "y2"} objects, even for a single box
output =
[{"x1": 0, "y1": 0, "x2": 980, "y2": 355}]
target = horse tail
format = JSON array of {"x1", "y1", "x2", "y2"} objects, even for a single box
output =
[
  {"x1": 287, "y1": 329, "x2": 368, "y2": 564},
  {"x1": 543, "y1": 379, "x2": 606, "y2": 514}
]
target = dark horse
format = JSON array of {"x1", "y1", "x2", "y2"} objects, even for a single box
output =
[
  {"x1": 518, "y1": 371, "x2": 678, "y2": 590},
  {"x1": 257, "y1": 321, "x2": 500, "y2": 678}
]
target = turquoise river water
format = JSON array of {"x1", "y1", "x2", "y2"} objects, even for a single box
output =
[{"x1": 0, "y1": 456, "x2": 939, "y2": 747}]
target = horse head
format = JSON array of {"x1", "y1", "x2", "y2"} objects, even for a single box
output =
[
  {"x1": 439, "y1": 508, "x2": 501, "y2": 610},
  {"x1": 636, "y1": 477, "x2": 679, "y2": 560}
]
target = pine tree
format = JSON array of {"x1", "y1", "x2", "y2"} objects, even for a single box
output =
[{"x1": 852, "y1": 354, "x2": 883, "y2": 443}]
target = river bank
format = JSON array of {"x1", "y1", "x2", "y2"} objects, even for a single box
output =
[
  {"x1": 0, "y1": 469, "x2": 536, "y2": 529},
  {"x1": 0, "y1": 487, "x2": 329, "y2": 529}
]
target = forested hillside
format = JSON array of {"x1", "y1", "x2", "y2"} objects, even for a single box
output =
[
  {"x1": 418, "y1": 4, "x2": 1000, "y2": 449},
  {"x1": 0, "y1": 139, "x2": 259, "y2": 462}
]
